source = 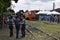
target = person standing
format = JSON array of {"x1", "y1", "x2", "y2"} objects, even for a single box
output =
[
  {"x1": 14, "y1": 15, "x2": 20, "y2": 39},
  {"x1": 8, "y1": 15, "x2": 14, "y2": 37},
  {"x1": 20, "y1": 15, "x2": 26, "y2": 38}
]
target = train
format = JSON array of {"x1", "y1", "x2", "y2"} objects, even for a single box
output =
[{"x1": 25, "y1": 10, "x2": 39, "y2": 20}]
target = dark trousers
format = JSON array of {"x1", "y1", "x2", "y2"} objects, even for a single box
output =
[
  {"x1": 21, "y1": 24, "x2": 26, "y2": 37},
  {"x1": 15, "y1": 25, "x2": 20, "y2": 38},
  {"x1": 9, "y1": 25, "x2": 13, "y2": 37}
]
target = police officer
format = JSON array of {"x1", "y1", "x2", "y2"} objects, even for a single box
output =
[
  {"x1": 14, "y1": 15, "x2": 20, "y2": 39},
  {"x1": 20, "y1": 15, "x2": 26, "y2": 38},
  {"x1": 8, "y1": 15, "x2": 13, "y2": 37}
]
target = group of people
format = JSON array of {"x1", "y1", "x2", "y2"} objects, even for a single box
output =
[{"x1": 7, "y1": 14, "x2": 26, "y2": 39}]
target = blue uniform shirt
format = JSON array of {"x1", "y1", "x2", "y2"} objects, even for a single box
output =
[
  {"x1": 14, "y1": 18, "x2": 20, "y2": 26},
  {"x1": 8, "y1": 16, "x2": 13, "y2": 26}
]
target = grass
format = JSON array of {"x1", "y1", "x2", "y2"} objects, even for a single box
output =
[
  {"x1": 27, "y1": 20, "x2": 60, "y2": 33},
  {"x1": 26, "y1": 20, "x2": 60, "y2": 40}
]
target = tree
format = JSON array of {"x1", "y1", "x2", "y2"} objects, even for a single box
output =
[
  {"x1": 0, "y1": 0, "x2": 18, "y2": 29},
  {"x1": 6, "y1": 9, "x2": 15, "y2": 16},
  {"x1": 17, "y1": 10, "x2": 24, "y2": 15},
  {"x1": 0, "y1": 0, "x2": 18, "y2": 15}
]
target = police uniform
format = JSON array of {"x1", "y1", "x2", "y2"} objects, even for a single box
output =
[
  {"x1": 14, "y1": 17, "x2": 20, "y2": 38},
  {"x1": 21, "y1": 18, "x2": 26, "y2": 38},
  {"x1": 8, "y1": 16, "x2": 13, "y2": 37}
]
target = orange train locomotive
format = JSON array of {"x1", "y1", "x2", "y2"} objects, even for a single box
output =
[{"x1": 25, "y1": 11, "x2": 38, "y2": 20}]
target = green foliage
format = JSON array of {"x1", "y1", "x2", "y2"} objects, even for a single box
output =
[
  {"x1": 0, "y1": 0, "x2": 11, "y2": 15},
  {"x1": 8, "y1": 9, "x2": 15, "y2": 13},
  {"x1": 0, "y1": 0, "x2": 18, "y2": 15}
]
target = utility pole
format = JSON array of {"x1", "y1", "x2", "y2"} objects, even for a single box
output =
[{"x1": 53, "y1": 2, "x2": 55, "y2": 11}]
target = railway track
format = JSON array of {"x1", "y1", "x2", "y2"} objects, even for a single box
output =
[{"x1": 26, "y1": 24, "x2": 59, "y2": 40}]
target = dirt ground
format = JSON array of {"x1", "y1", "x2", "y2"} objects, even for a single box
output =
[{"x1": 0, "y1": 27, "x2": 34, "y2": 40}]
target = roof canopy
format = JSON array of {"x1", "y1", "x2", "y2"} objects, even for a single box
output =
[
  {"x1": 36, "y1": 11, "x2": 60, "y2": 15},
  {"x1": 36, "y1": 11, "x2": 51, "y2": 15},
  {"x1": 48, "y1": 11, "x2": 60, "y2": 15}
]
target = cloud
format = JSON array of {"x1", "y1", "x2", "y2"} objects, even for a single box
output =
[
  {"x1": 11, "y1": 1, "x2": 16, "y2": 6},
  {"x1": 40, "y1": 0, "x2": 55, "y2": 2},
  {"x1": 11, "y1": 0, "x2": 60, "y2": 13},
  {"x1": 18, "y1": 0, "x2": 26, "y2": 3},
  {"x1": 55, "y1": 0, "x2": 60, "y2": 2},
  {"x1": 55, "y1": 2, "x2": 60, "y2": 8}
]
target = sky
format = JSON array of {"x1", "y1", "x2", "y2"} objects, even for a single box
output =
[{"x1": 11, "y1": 0, "x2": 60, "y2": 13}]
